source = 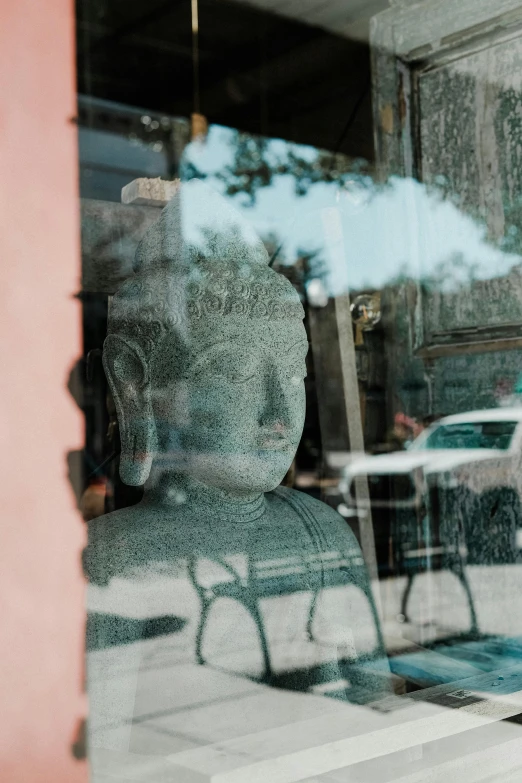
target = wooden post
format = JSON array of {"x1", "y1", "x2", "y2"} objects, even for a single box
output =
[{"x1": 320, "y1": 208, "x2": 380, "y2": 592}]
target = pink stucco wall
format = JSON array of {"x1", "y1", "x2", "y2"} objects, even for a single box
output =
[{"x1": 0, "y1": 1, "x2": 87, "y2": 780}]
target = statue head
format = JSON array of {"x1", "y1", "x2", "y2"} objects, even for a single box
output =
[{"x1": 103, "y1": 180, "x2": 308, "y2": 496}]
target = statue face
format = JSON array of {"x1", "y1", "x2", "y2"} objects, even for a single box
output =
[{"x1": 151, "y1": 316, "x2": 308, "y2": 494}]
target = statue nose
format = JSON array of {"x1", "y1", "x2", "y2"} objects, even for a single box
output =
[{"x1": 259, "y1": 368, "x2": 292, "y2": 430}]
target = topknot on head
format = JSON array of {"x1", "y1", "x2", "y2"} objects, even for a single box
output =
[
  {"x1": 107, "y1": 180, "x2": 303, "y2": 359},
  {"x1": 134, "y1": 178, "x2": 270, "y2": 273}
]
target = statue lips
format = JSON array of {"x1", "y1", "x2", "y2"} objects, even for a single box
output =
[
  {"x1": 258, "y1": 430, "x2": 296, "y2": 451},
  {"x1": 259, "y1": 438, "x2": 291, "y2": 451}
]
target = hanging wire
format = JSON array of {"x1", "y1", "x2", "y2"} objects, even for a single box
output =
[{"x1": 191, "y1": 0, "x2": 200, "y2": 115}]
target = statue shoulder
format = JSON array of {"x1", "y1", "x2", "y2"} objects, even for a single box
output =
[
  {"x1": 84, "y1": 504, "x2": 150, "y2": 585},
  {"x1": 271, "y1": 486, "x2": 360, "y2": 550},
  {"x1": 86, "y1": 504, "x2": 144, "y2": 545},
  {"x1": 271, "y1": 487, "x2": 373, "y2": 596},
  {"x1": 88, "y1": 504, "x2": 142, "y2": 530}
]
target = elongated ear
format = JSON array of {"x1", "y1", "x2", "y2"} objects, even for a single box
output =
[{"x1": 103, "y1": 334, "x2": 158, "y2": 486}]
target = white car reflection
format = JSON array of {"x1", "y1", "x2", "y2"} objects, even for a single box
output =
[{"x1": 339, "y1": 408, "x2": 522, "y2": 572}]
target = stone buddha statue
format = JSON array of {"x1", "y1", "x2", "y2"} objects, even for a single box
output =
[{"x1": 85, "y1": 181, "x2": 389, "y2": 766}]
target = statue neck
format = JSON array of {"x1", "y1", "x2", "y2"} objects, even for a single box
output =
[{"x1": 142, "y1": 468, "x2": 266, "y2": 523}]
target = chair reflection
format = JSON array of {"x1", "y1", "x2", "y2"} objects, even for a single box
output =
[{"x1": 188, "y1": 547, "x2": 386, "y2": 697}]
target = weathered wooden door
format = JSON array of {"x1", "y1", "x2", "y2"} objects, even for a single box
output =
[{"x1": 371, "y1": 0, "x2": 522, "y2": 416}]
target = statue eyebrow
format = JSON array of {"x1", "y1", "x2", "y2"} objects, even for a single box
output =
[
  {"x1": 286, "y1": 340, "x2": 309, "y2": 355},
  {"x1": 187, "y1": 338, "x2": 307, "y2": 373},
  {"x1": 196, "y1": 340, "x2": 231, "y2": 354},
  {"x1": 187, "y1": 341, "x2": 250, "y2": 371}
]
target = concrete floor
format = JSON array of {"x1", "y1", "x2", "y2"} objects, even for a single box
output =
[{"x1": 86, "y1": 563, "x2": 522, "y2": 782}]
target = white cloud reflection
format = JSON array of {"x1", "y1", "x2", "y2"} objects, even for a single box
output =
[{"x1": 182, "y1": 126, "x2": 522, "y2": 296}]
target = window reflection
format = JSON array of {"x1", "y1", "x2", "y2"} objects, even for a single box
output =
[{"x1": 76, "y1": 3, "x2": 522, "y2": 780}]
